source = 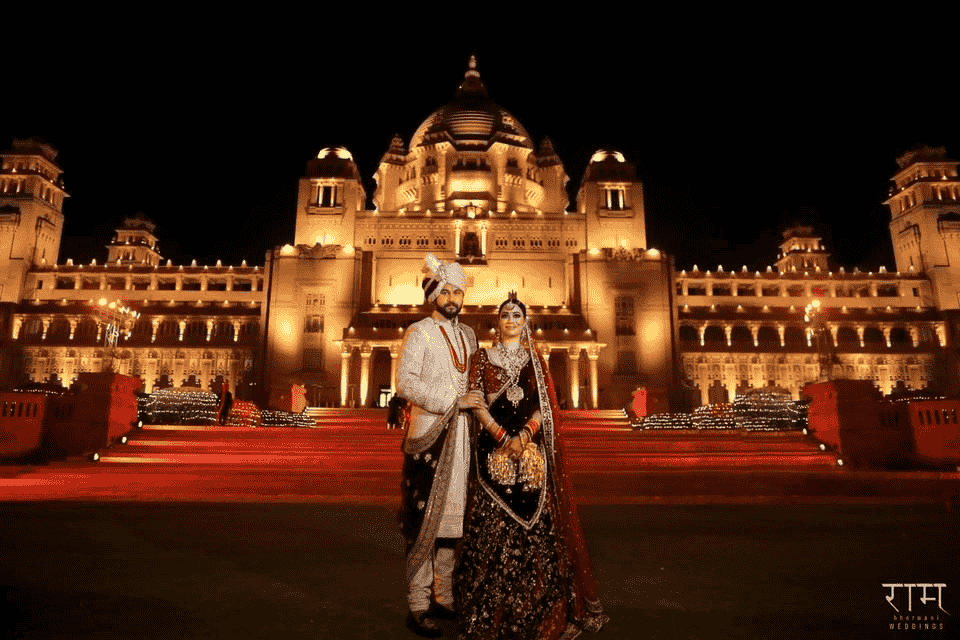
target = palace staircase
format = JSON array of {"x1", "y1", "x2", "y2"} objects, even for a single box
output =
[{"x1": 2, "y1": 408, "x2": 957, "y2": 504}]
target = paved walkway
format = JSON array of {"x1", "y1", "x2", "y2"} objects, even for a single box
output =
[
  {"x1": 2, "y1": 420, "x2": 958, "y2": 637},
  {"x1": 1, "y1": 501, "x2": 957, "y2": 639}
]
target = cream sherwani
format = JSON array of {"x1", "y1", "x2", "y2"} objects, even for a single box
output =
[{"x1": 397, "y1": 311, "x2": 477, "y2": 611}]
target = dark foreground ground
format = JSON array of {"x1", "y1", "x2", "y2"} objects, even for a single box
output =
[{"x1": 1, "y1": 502, "x2": 957, "y2": 640}]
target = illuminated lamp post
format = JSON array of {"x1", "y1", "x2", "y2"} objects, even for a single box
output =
[
  {"x1": 90, "y1": 298, "x2": 140, "y2": 372},
  {"x1": 804, "y1": 299, "x2": 835, "y2": 382}
]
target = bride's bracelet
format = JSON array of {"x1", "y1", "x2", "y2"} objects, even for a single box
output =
[
  {"x1": 524, "y1": 419, "x2": 540, "y2": 438},
  {"x1": 486, "y1": 421, "x2": 507, "y2": 446},
  {"x1": 519, "y1": 430, "x2": 531, "y2": 447}
]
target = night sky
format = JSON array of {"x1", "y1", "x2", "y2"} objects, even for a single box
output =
[{"x1": 5, "y1": 18, "x2": 958, "y2": 275}]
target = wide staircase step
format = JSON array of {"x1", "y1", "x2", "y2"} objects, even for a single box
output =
[
  {"x1": 101, "y1": 420, "x2": 838, "y2": 471},
  {"x1": 0, "y1": 410, "x2": 944, "y2": 504}
]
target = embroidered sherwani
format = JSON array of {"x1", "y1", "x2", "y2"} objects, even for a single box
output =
[{"x1": 397, "y1": 311, "x2": 477, "y2": 611}]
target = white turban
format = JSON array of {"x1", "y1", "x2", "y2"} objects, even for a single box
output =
[{"x1": 422, "y1": 253, "x2": 466, "y2": 302}]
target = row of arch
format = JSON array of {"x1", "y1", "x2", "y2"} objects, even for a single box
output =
[
  {"x1": 0, "y1": 178, "x2": 60, "y2": 204},
  {"x1": 16, "y1": 317, "x2": 260, "y2": 346},
  {"x1": 678, "y1": 323, "x2": 941, "y2": 349}
]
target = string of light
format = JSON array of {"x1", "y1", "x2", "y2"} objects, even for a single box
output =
[
  {"x1": 633, "y1": 391, "x2": 808, "y2": 431},
  {"x1": 139, "y1": 389, "x2": 312, "y2": 427}
]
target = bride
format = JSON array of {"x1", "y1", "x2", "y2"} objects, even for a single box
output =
[{"x1": 455, "y1": 293, "x2": 608, "y2": 639}]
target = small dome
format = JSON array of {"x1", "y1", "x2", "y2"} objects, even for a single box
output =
[
  {"x1": 590, "y1": 149, "x2": 626, "y2": 164},
  {"x1": 317, "y1": 147, "x2": 353, "y2": 161},
  {"x1": 410, "y1": 56, "x2": 533, "y2": 151},
  {"x1": 305, "y1": 147, "x2": 361, "y2": 179},
  {"x1": 583, "y1": 149, "x2": 636, "y2": 182}
]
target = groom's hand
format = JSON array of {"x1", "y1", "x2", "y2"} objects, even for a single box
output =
[{"x1": 457, "y1": 390, "x2": 485, "y2": 410}]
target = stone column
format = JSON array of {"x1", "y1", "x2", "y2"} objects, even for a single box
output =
[
  {"x1": 201, "y1": 357, "x2": 213, "y2": 391},
  {"x1": 724, "y1": 325, "x2": 732, "y2": 347},
  {"x1": 228, "y1": 358, "x2": 239, "y2": 395},
  {"x1": 698, "y1": 324, "x2": 707, "y2": 347},
  {"x1": 69, "y1": 318, "x2": 78, "y2": 341},
  {"x1": 829, "y1": 325, "x2": 839, "y2": 347},
  {"x1": 777, "y1": 325, "x2": 785, "y2": 347},
  {"x1": 12, "y1": 316, "x2": 22, "y2": 339},
  {"x1": 151, "y1": 318, "x2": 161, "y2": 343},
  {"x1": 173, "y1": 355, "x2": 185, "y2": 387},
  {"x1": 144, "y1": 357, "x2": 158, "y2": 393},
  {"x1": 909, "y1": 327, "x2": 920, "y2": 348},
  {"x1": 856, "y1": 326, "x2": 865, "y2": 348},
  {"x1": 750, "y1": 324, "x2": 759, "y2": 347},
  {"x1": 41, "y1": 318, "x2": 51, "y2": 340},
  {"x1": 340, "y1": 347, "x2": 352, "y2": 407},
  {"x1": 587, "y1": 347, "x2": 600, "y2": 409},
  {"x1": 882, "y1": 325, "x2": 892, "y2": 348},
  {"x1": 935, "y1": 324, "x2": 946, "y2": 348},
  {"x1": 359, "y1": 344, "x2": 373, "y2": 408},
  {"x1": 389, "y1": 344, "x2": 400, "y2": 393},
  {"x1": 206, "y1": 319, "x2": 214, "y2": 342},
  {"x1": 567, "y1": 347, "x2": 580, "y2": 409}
]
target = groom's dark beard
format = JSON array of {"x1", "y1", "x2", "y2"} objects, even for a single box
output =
[{"x1": 435, "y1": 300, "x2": 461, "y2": 320}]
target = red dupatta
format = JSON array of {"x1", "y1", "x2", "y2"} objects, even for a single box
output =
[{"x1": 534, "y1": 348, "x2": 606, "y2": 623}]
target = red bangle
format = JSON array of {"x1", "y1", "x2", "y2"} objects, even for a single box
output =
[
  {"x1": 494, "y1": 426, "x2": 507, "y2": 446},
  {"x1": 525, "y1": 420, "x2": 539, "y2": 436}
]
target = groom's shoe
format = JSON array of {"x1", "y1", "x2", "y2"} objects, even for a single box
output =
[
  {"x1": 428, "y1": 602, "x2": 456, "y2": 620},
  {"x1": 406, "y1": 610, "x2": 442, "y2": 638}
]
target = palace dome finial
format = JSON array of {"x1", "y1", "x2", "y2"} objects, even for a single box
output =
[{"x1": 410, "y1": 56, "x2": 532, "y2": 151}]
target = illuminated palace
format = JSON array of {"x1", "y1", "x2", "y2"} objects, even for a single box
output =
[{"x1": 2, "y1": 61, "x2": 958, "y2": 409}]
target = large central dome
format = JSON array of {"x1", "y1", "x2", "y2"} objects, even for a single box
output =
[{"x1": 410, "y1": 57, "x2": 533, "y2": 151}]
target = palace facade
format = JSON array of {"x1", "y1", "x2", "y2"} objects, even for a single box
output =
[{"x1": 2, "y1": 61, "x2": 958, "y2": 409}]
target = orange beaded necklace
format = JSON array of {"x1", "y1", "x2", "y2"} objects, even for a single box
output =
[{"x1": 439, "y1": 325, "x2": 468, "y2": 373}]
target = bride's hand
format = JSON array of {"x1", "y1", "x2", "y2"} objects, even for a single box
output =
[{"x1": 503, "y1": 436, "x2": 525, "y2": 461}]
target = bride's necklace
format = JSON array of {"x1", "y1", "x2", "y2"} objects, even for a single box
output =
[{"x1": 496, "y1": 341, "x2": 527, "y2": 407}]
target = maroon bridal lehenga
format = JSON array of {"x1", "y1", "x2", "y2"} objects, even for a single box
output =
[{"x1": 454, "y1": 343, "x2": 608, "y2": 639}]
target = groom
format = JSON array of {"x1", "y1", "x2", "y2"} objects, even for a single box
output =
[{"x1": 398, "y1": 254, "x2": 483, "y2": 637}]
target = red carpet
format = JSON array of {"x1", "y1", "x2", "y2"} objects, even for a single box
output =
[{"x1": 1, "y1": 409, "x2": 957, "y2": 505}]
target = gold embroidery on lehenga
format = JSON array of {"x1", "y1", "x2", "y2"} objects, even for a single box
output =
[
  {"x1": 487, "y1": 448, "x2": 517, "y2": 485},
  {"x1": 518, "y1": 443, "x2": 545, "y2": 490}
]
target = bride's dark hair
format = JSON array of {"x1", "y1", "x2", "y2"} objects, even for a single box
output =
[{"x1": 497, "y1": 291, "x2": 527, "y2": 317}]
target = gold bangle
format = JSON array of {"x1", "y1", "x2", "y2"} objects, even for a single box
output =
[{"x1": 486, "y1": 422, "x2": 506, "y2": 446}]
